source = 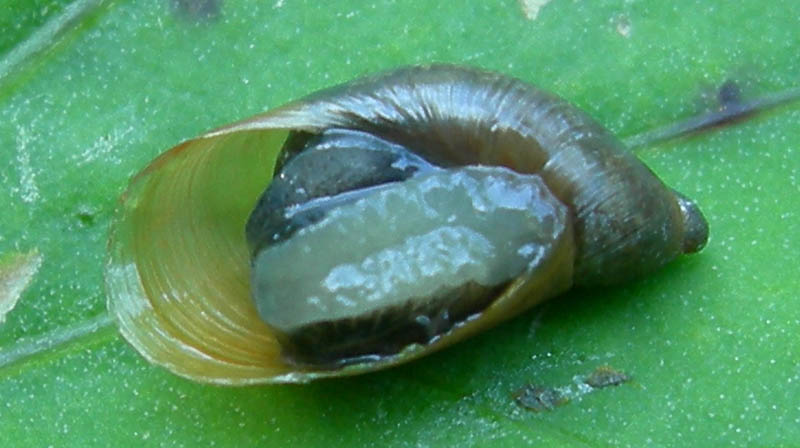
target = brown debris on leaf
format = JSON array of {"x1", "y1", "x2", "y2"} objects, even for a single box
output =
[
  {"x1": 583, "y1": 365, "x2": 631, "y2": 389},
  {"x1": 512, "y1": 384, "x2": 569, "y2": 412}
]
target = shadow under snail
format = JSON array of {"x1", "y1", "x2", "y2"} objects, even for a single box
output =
[{"x1": 105, "y1": 64, "x2": 708, "y2": 385}]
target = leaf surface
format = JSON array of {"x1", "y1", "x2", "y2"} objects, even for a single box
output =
[{"x1": 1, "y1": 1, "x2": 799, "y2": 446}]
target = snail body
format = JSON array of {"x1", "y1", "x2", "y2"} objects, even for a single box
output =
[{"x1": 106, "y1": 65, "x2": 707, "y2": 384}]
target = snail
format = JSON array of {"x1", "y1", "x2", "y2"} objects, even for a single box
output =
[{"x1": 105, "y1": 64, "x2": 708, "y2": 385}]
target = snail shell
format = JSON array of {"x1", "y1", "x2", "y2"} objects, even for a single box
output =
[{"x1": 105, "y1": 65, "x2": 708, "y2": 384}]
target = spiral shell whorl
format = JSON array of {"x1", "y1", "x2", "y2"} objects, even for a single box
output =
[{"x1": 256, "y1": 65, "x2": 704, "y2": 286}]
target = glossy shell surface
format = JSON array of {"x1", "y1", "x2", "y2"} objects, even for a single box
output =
[{"x1": 105, "y1": 65, "x2": 707, "y2": 384}]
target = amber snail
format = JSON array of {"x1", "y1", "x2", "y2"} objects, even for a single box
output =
[{"x1": 105, "y1": 64, "x2": 708, "y2": 385}]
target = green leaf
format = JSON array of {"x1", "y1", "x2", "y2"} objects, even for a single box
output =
[{"x1": 1, "y1": 0, "x2": 799, "y2": 446}]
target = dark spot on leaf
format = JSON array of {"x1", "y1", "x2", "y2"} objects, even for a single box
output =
[
  {"x1": 512, "y1": 384, "x2": 568, "y2": 412},
  {"x1": 717, "y1": 80, "x2": 742, "y2": 106},
  {"x1": 76, "y1": 212, "x2": 94, "y2": 227},
  {"x1": 171, "y1": 0, "x2": 221, "y2": 22},
  {"x1": 75, "y1": 205, "x2": 97, "y2": 227},
  {"x1": 583, "y1": 365, "x2": 630, "y2": 388}
]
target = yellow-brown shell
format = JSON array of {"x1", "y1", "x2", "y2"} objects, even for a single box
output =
[{"x1": 105, "y1": 65, "x2": 707, "y2": 385}]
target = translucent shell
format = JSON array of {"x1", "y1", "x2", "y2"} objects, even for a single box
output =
[
  {"x1": 104, "y1": 132, "x2": 573, "y2": 383},
  {"x1": 105, "y1": 65, "x2": 706, "y2": 385}
]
